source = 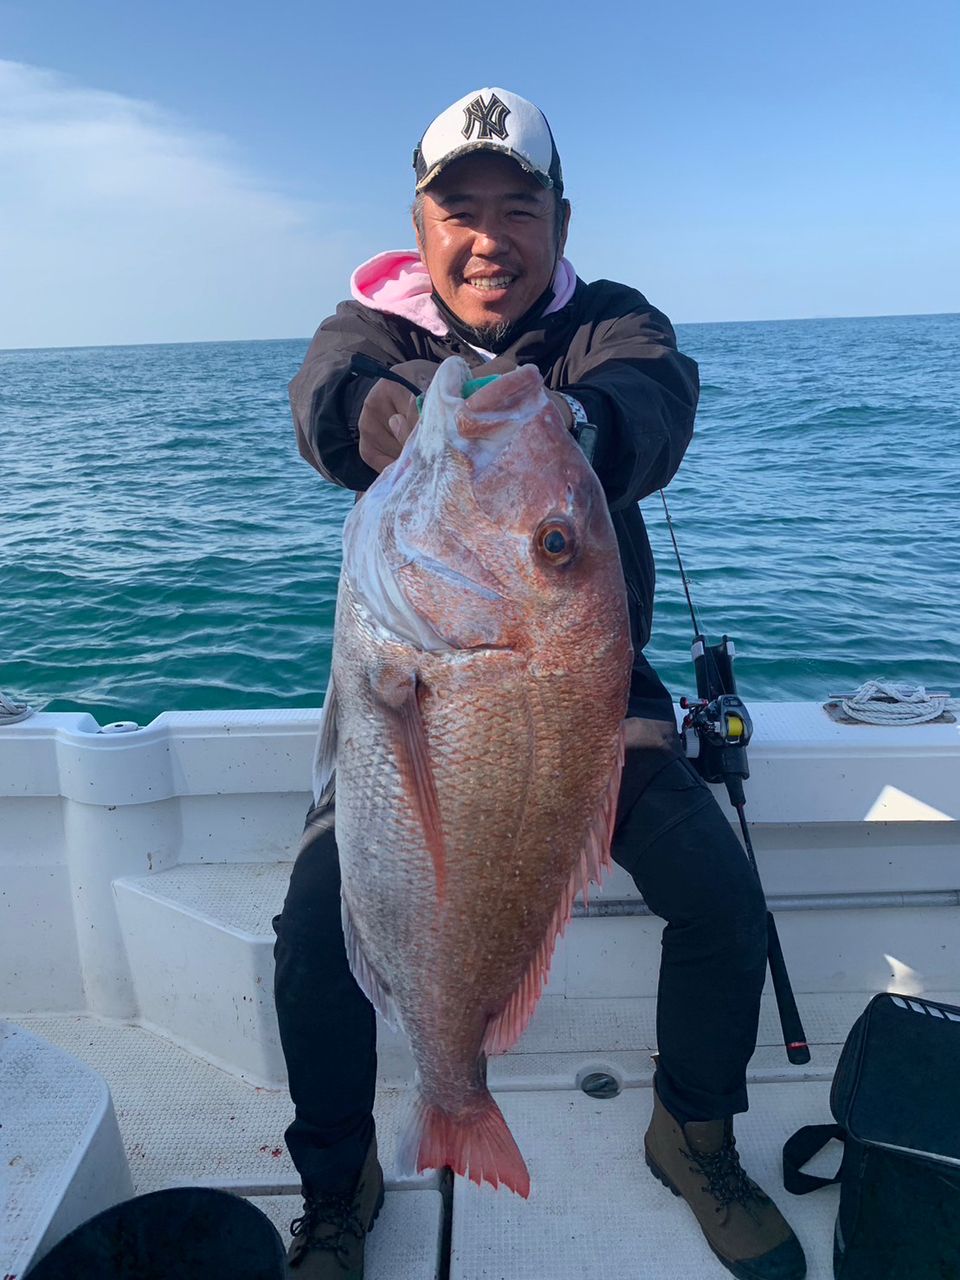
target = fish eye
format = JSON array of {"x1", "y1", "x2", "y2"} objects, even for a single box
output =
[{"x1": 535, "y1": 519, "x2": 577, "y2": 566}]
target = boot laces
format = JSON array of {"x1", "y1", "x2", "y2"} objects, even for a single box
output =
[
  {"x1": 687, "y1": 1137, "x2": 766, "y2": 1213},
  {"x1": 290, "y1": 1187, "x2": 366, "y2": 1264}
]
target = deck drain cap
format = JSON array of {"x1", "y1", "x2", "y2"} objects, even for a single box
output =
[{"x1": 579, "y1": 1071, "x2": 621, "y2": 1099}]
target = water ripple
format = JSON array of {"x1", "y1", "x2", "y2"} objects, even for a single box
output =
[{"x1": 2, "y1": 318, "x2": 958, "y2": 723}]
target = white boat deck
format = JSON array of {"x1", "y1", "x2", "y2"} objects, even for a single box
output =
[
  {"x1": 2, "y1": 703, "x2": 958, "y2": 1277},
  {"x1": 13, "y1": 1007, "x2": 863, "y2": 1279},
  {"x1": 451, "y1": 1086, "x2": 839, "y2": 1280},
  {"x1": 20, "y1": 989, "x2": 960, "y2": 1278}
]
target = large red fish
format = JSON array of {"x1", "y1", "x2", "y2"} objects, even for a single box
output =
[{"x1": 314, "y1": 357, "x2": 631, "y2": 1197}]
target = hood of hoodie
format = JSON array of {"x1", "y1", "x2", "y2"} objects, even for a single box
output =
[{"x1": 350, "y1": 251, "x2": 577, "y2": 344}]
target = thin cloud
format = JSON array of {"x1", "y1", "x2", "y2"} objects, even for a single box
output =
[{"x1": 0, "y1": 61, "x2": 357, "y2": 348}]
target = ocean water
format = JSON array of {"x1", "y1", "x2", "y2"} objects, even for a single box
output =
[{"x1": 2, "y1": 313, "x2": 958, "y2": 726}]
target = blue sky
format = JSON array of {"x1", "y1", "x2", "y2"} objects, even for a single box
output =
[{"x1": 1, "y1": 0, "x2": 958, "y2": 347}]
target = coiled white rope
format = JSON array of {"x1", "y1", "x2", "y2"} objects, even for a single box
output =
[
  {"x1": 0, "y1": 691, "x2": 34, "y2": 725},
  {"x1": 838, "y1": 680, "x2": 953, "y2": 725}
]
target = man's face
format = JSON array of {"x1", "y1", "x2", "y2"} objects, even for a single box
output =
[{"x1": 415, "y1": 152, "x2": 569, "y2": 334}]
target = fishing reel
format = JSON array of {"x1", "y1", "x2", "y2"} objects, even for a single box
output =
[{"x1": 680, "y1": 635, "x2": 753, "y2": 807}]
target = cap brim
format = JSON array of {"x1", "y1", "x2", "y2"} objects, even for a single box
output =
[{"x1": 415, "y1": 141, "x2": 554, "y2": 193}]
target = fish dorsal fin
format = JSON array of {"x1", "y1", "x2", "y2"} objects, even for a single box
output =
[
  {"x1": 312, "y1": 673, "x2": 338, "y2": 806},
  {"x1": 482, "y1": 730, "x2": 624, "y2": 1056}
]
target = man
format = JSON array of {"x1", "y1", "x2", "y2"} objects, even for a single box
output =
[{"x1": 276, "y1": 88, "x2": 806, "y2": 1280}]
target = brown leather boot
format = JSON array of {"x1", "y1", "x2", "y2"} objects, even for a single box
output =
[
  {"x1": 287, "y1": 1137, "x2": 385, "y2": 1277},
  {"x1": 644, "y1": 1088, "x2": 806, "y2": 1280}
]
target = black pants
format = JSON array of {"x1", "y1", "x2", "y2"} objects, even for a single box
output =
[{"x1": 273, "y1": 747, "x2": 768, "y2": 1192}]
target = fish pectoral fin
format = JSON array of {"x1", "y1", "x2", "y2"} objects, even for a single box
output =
[
  {"x1": 312, "y1": 672, "x2": 338, "y2": 805},
  {"x1": 483, "y1": 729, "x2": 625, "y2": 1057},
  {"x1": 379, "y1": 670, "x2": 446, "y2": 903},
  {"x1": 342, "y1": 896, "x2": 399, "y2": 1029}
]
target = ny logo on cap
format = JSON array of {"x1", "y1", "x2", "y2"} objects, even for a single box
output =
[{"x1": 461, "y1": 93, "x2": 511, "y2": 141}]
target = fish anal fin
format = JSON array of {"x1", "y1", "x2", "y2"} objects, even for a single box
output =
[
  {"x1": 482, "y1": 930, "x2": 554, "y2": 1057},
  {"x1": 578, "y1": 726, "x2": 624, "y2": 908},
  {"x1": 342, "y1": 896, "x2": 399, "y2": 1029},
  {"x1": 483, "y1": 732, "x2": 624, "y2": 1056}
]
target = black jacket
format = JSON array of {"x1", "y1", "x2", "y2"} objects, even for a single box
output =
[{"x1": 290, "y1": 278, "x2": 699, "y2": 720}]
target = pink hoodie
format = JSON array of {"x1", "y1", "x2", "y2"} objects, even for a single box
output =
[{"x1": 350, "y1": 251, "x2": 577, "y2": 341}]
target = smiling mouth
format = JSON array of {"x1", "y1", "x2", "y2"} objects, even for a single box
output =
[{"x1": 465, "y1": 275, "x2": 515, "y2": 291}]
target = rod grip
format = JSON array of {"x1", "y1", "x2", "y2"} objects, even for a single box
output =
[{"x1": 766, "y1": 912, "x2": 811, "y2": 1065}]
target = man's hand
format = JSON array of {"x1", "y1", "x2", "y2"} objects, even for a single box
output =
[{"x1": 358, "y1": 359, "x2": 438, "y2": 474}]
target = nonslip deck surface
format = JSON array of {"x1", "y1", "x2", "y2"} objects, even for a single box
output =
[
  {"x1": 15, "y1": 1014, "x2": 854, "y2": 1279},
  {"x1": 120, "y1": 860, "x2": 293, "y2": 936},
  {"x1": 452, "y1": 1085, "x2": 839, "y2": 1280},
  {"x1": 16, "y1": 1015, "x2": 435, "y2": 1194}
]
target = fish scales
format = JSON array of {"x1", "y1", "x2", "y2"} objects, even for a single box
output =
[{"x1": 316, "y1": 357, "x2": 632, "y2": 1196}]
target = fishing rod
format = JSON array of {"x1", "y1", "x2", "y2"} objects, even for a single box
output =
[
  {"x1": 659, "y1": 489, "x2": 811, "y2": 1066},
  {"x1": 349, "y1": 353, "x2": 424, "y2": 397}
]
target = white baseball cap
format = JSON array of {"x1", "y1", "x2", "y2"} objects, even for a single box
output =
[{"x1": 413, "y1": 87, "x2": 563, "y2": 194}]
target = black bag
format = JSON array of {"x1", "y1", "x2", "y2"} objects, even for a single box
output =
[{"x1": 783, "y1": 992, "x2": 960, "y2": 1279}]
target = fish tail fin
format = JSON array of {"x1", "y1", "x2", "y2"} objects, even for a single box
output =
[{"x1": 398, "y1": 1091, "x2": 530, "y2": 1198}]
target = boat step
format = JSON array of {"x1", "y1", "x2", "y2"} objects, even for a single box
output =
[
  {"x1": 112, "y1": 861, "x2": 300, "y2": 1085},
  {"x1": 112, "y1": 861, "x2": 417, "y2": 1087},
  {"x1": 113, "y1": 859, "x2": 960, "y2": 1084},
  {"x1": 1, "y1": 1020, "x2": 133, "y2": 1278}
]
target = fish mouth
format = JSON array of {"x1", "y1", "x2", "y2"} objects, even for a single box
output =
[{"x1": 457, "y1": 363, "x2": 545, "y2": 428}]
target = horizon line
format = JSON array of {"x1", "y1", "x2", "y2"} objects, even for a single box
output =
[{"x1": 2, "y1": 309, "x2": 957, "y2": 354}]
